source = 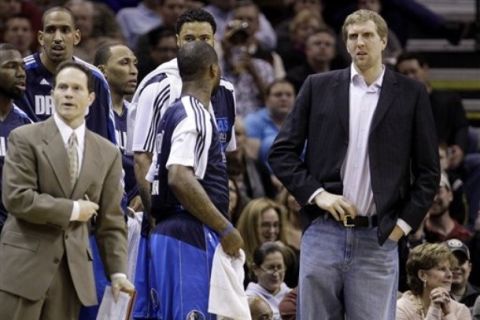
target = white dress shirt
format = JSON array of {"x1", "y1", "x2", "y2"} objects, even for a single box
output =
[{"x1": 53, "y1": 113, "x2": 85, "y2": 221}]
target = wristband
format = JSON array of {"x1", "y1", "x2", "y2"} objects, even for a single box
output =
[{"x1": 219, "y1": 223, "x2": 235, "y2": 238}]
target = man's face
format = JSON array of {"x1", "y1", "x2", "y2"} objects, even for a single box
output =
[
  {"x1": 429, "y1": 186, "x2": 452, "y2": 217},
  {"x1": 233, "y1": 5, "x2": 259, "y2": 35},
  {"x1": 4, "y1": 17, "x2": 33, "y2": 54},
  {"x1": 150, "y1": 35, "x2": 177, "y2": 66},
  {"x1": 0, "y1": 49, "x2": 26, "y2": 99},
  {"x1": 0, "y1": 0, "x2": 21, "y2": 19},
  {"x1": 396, "y1": 59, "x2": 429, "y2": 85},
  {"x1": 346, "y1": 20, "x2": 386, "y2": 72},
  {"x1": 159, "y1": 0, "x2": 186, "y2": 28},
  {"x1": 177, "y1": 22, "x2": 215, "y2": 48},
  {"x1": 69, "y1": 3, "x2": 94, "y2": 39},
  {"x1": 38, "y1": 11, "x2": 80, "y2": 64},
  {"x1": 306, "y1": 32, "x2": 336, "y2": 64},
  {"x1": 102, "y1": 45, "x2": 138, "y2": 96},
  {"x1": 266, "y1": 82, "x2": 295, "y2": 119},
  {"x1": 53, "y1": 67, "x2": 94, "y2": 128},
  {"x1": 452, "y1": 254, "x2": 471, "y2": 289}
]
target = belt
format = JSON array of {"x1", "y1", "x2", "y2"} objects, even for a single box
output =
[{"x1": 323, "y1": 213, "x2": 378, "y2": 228}]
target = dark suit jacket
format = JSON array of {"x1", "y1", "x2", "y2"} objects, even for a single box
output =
[
  {"x1": 0, "y1": 117, "x2": 127, "y2": 305},
  {"x1": 268, "y1": 67, "x2": 440, "y2": 244}
]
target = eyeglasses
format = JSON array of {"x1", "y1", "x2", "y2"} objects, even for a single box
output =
[{"x1": 259, "y1": 266, "x2": 286, "y2": 275}]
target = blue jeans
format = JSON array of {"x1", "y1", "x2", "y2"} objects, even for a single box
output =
[{"x1": 298, "y1": 216, "x2": 398, "y2": 320}]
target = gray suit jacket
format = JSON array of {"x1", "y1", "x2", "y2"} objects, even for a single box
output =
[{"x1": 0, "y1": 117, "x2": 127, "y2": 305}]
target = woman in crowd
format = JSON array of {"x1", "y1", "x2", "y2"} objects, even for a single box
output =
[
  {"x1": 397, "y1": 242, "x2": 471, "y2": 319},
  {"x1": 246, "y1": 241, "x2": 292, "y2": 320}
]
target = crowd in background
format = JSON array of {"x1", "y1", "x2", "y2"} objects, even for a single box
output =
[{"x1": 0, "y1": 0, "x2": 479, "y2": 319}]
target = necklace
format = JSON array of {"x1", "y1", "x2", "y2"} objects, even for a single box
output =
[{"x1": 413, "y1": 294, "x2": 427, "y2": 318}]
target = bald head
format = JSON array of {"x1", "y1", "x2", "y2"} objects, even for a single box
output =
[{"x1": 177, "y1": 41, "x2": 218, "y2": 82}]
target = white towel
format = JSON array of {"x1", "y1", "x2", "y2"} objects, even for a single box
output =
[
  {"x1": 208, "y1": 246, "x2": 251, "y2": 320},
  {"x1": 126, "y1": 211, "x2": 142, "y2": 282}
]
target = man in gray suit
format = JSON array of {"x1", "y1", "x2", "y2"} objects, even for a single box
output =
[
  {"x1": 269, "y1": 9, "x2": 439, "y2": 320},
  {"x1": 0, "y1": 61, "x2": 134, "y2": 320}
]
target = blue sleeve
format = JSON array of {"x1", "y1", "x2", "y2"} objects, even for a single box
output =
[
  {"x1": 244, "y1": 113, "x2": 263, "y2": 139},
  {"x1": 87, "y1": 74, "x2": 117, "y2": 144}
]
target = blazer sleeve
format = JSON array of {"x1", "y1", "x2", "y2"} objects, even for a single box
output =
[
  {"x1": 268, "y1": 76, "x2": 323, "y2": 205},
  {"x1": 94, "y1": 147, "x2": 128, "y2": 276},
  {"x1": 2, "y1": 129, "x2": 73, "y2": 229},
  {"x1": 398, "y1": 83, "x2": 440, "y2": 230}
]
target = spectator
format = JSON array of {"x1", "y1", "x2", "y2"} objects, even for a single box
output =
[
  {"x1": 136, "y1": 26, "x2": 176, "y2": 81},
  {"x1": 230, "y1": 0, "x2": 285, "y2": 78},
  {"x1": 446, "y1": 238, "x2": 480, "y2": 309},
  {"x1": 397, "y1": 52, "x2": 480, "y2": 228},
  {"x1": 249, "y1": 295, "x2": 274, "y2": 320},
  {"x1": 3, "y1": 15, "x2": 33, "y2": 57},
  {"x1": 278, "y1": 287, "x2": 297, "y2": 320},
  {"x1": 396, "y1": 242, "x2": 471, "y2": 319},
  {"x1": 0, "y1": 43, "x2": 31, "y2": 234},
  {"x1": 204, "y1": 0, "x2": 277, "y2": 50},
  {"x1": 276, "y1": 187, "x2": 302, "y2": 251},
  {"x1": 221, "y1": 18, "x2": 275, "y2": 117},
  {"x1": 276, "y1": 9, "x2": 324, "y2": 71},
  {"x1": 66, "y1": 0, "x2": 119, "y2": 63},
  {"x1": 14, "y1": 7, "x2": 117, "y2": 143},
  {"x1": 424, "y1": 173, "x2": 472, "y2": 243},
  {"x1": 116, "y1": 0, "x2": 186, "y2": 49},
  {"x1": 286, "y1": 28, "x2": 337, "y2": 92},
  {"x1": 244, "y1": 79, "x2": 295, "y2": 164},
  {"x1": 246, "y1": 241, "x2": 292, "y2": 320}
]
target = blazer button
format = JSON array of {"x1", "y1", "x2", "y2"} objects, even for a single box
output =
[{"x1": 53, "y1": 258, "x2": 60, "y2": 264}]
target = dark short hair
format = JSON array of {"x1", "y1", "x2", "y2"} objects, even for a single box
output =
[
  {"x1": 5, "y1": 14, "x2": 32, "y2": 29},
  {"x1": 175, "y1": 9, "x2": 216, "y2": 35},
  {"x1": 177, "y1": 41, "x2": 218, "y2": 82},
  {"x1": 53, "y1": 61, "x2": 94, "y2": 93},
  {"x1": 42, "y1": 6, "x2": 76, "y2": 29},
  {"x1": 147, "y1": 26, "x2": 176, "y2": 48},
  {"x1": 265, "y1": 79, "x2": 295, "y2": 97},
  {"x1": 396, "y1": 52, "x2": 429, "y2": 69},
  {"x1": 252, "y1": 241, "x2": 284, "y2": 267}
]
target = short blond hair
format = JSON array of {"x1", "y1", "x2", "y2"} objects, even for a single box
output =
[
  {"x1": 406, "y1": 243, "x2": 457, "y2": 295},
  {"x1": 341, "y1": 9, "x2": 388, "y2": 42}
]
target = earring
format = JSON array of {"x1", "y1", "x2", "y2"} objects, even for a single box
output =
[{"x1": 422, "y1": 278, "x2": 427, "y2": 288}]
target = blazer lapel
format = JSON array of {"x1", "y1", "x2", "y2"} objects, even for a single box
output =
[
  {"x1": 333, "y1": 68, "x2": 350, "y2": 135},
  {"x1": 42, "y1": 118, "x2": 71, "y2": 197},
  {"x1": 71, "y1": 130, "x2": 100, "y2": 199},
  {"x1": 370, "y1": 69, "x2": 399, "y2": 133}
]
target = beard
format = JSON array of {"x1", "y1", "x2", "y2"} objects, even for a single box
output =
[{"x1": 0, "y1": 85, "x2": 23, "y2": 100}]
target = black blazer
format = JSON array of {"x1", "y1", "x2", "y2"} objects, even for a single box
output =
[{"x1": 268, "y1": 67, "x2": 440, "y2": 244}]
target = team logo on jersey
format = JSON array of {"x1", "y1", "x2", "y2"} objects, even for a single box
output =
[
  {"x1": 186, "y1": 310, "x2": 206, "y2": 320},
  {"x1": 34, "y1": 95, "x2": 54, "y2": 116}
]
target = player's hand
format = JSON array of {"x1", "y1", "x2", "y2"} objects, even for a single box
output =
[
  {"x1": 128, "y1": 195, "x2": 143, "y2": 212},
  {"x1": 76, "y1": 200, "x2": 99, "y2": 222},
  {"x1": 220, "y1": 227, "x2": 244, "y2": 258},
  {"x1": 314, "y1": 191, "x2": 357, "y2": 222},
  {"x1": 388, "y1": 225, "x2": 405, "y2": 242}
]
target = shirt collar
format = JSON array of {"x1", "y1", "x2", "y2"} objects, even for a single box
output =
[
  {"x1": 53, "y1": 113, "x2": 86, "y2": 145},
  {"x1": 350, "y1": 63, "x2": 385, "y2": 89}
]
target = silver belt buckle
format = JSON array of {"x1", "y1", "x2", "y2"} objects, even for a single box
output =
[{"x1": 343, "y1": 215, "x2": 355, "y2": 227}]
